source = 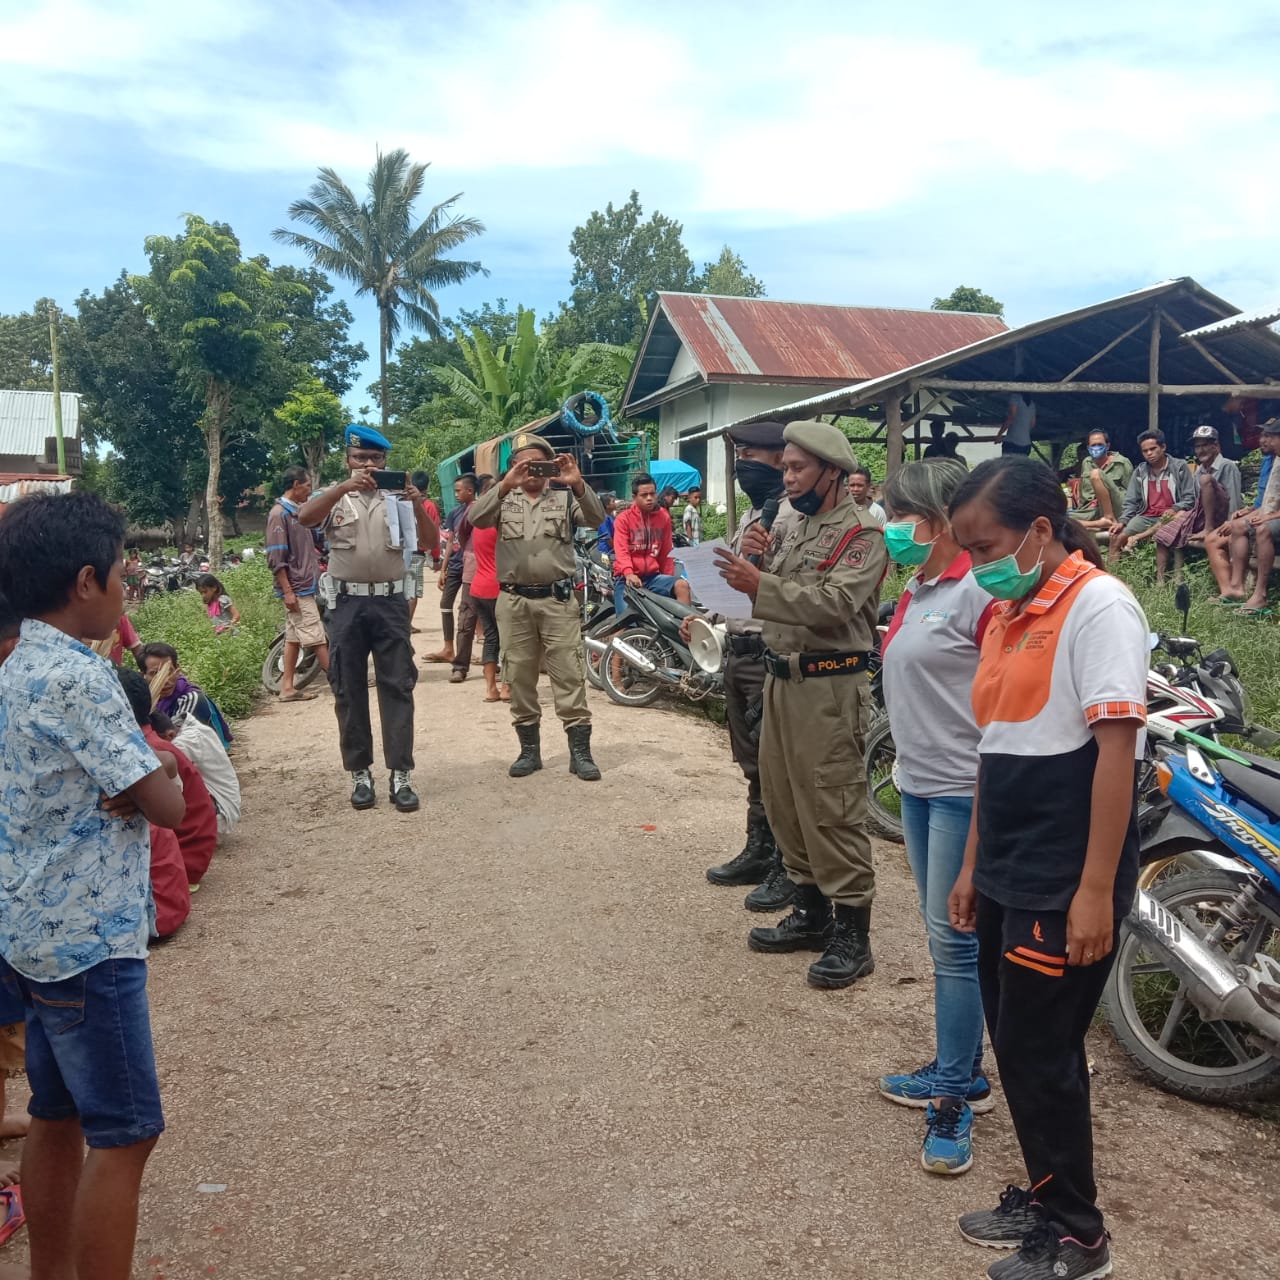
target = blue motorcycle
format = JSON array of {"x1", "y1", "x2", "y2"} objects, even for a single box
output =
[{"x1": 1104, "y1": 730, "x2": 1280, "y2": 1103}]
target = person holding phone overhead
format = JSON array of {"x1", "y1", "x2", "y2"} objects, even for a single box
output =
[
  {"x1": 299, "y1": 425, "x2": 439, "y2": 813},
  {"x1": 468, "y1": 432, "x2": 606, "y2": 781}
]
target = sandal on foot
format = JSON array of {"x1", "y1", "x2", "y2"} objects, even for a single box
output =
[
  {"x1": 0, "y1": 1187, "x2": 25, "y2": 1247},
  {"x1": 1236, "y1": 605, "x2": 1273, "y2": 619}
]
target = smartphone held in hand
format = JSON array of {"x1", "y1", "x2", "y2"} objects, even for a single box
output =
[{"x1": 372, "y1": 469, "x2": 408, "y2": 491}]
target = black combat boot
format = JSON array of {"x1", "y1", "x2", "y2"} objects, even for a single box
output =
[
  {"x1": 389, "y1": 770, "x2": 420, "y2": 814},
  {"x1": 744, "y1": 846, "x2": 796, "y2": 912},
  {"x1": 509, "y1": 724, "x2": 543, "y2": 777},
  {"x1": 706, "y1": 818, "x2": 774, "y2": 886},
  {"x1": 350, "y1": 769, "x2": 376, "y2": 810},
  {"x1": 747, "y1": 883, "x2": 831, "y2": 953},
  {"x1": 566, "y1": 725, "x2": 601, "y2": 781},
  {"x1": 807, "y1": 904, "x2": 874, "y2": 989}
]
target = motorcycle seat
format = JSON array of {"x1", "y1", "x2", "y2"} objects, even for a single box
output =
[
  {"x1": 1218, "y1": 758, "x2": 1280, "y2": 819},
  {"x1": 633, "y1": 588, "x2": 699, "y2": 621}
]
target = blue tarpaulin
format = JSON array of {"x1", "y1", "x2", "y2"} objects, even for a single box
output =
[{"x1": 647, "y1": 459, "x2": 702, "y2": 492}]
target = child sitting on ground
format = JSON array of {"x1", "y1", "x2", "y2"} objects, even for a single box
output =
[
  {"x1": 151, "y1": 710, "x2": 241, "y2": 838},
  {"x1": 197, "y1": 573, "x2": 240, "y2": 634},
  {"x1": 0, "y1": 491, "x2": 187, "y2": 1280},
  {"x1": 141, "y1": 641, "x2": 233, "y2": 749}
]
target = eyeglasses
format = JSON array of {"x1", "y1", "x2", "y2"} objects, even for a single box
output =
[{"x1": 348, "y1": 451, "x2": 387, "y2": 465}]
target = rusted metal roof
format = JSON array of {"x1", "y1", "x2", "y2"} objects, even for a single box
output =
[
  {"x1": 0, "y1": 390, "x2": 80, "y2": 456},
  {"x1": 624, "y1": 294, "x2": 1007, "y2": 412}
]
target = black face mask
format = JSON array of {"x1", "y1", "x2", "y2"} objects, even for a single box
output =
[
  {"x1": 734, "y1": 459, "x2": 784, "y2": 509},
  {"x1": 790, "y1": 468, "x2": 839, "y2": 518}
]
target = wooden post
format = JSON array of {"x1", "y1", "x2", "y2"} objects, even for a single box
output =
[
  {"x1": 1148, "y1": 309, "x2": 1161, "y2": 435},
  {"x1": 723, "y1": 432, "x2": 738, "y2": 540},
  {"x1": 47, "y1": 301, "x2": 66, "y2": 475},
  {"x1": 885, "y1": 389, "x2": 905, "y2": 477}
]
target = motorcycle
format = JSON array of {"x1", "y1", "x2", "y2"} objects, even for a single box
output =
[
  {"x1": 600, "y1": 582, "x2": 723, "y2": 708},
  {"x1": 261, "y1": 595, "x2": 330, "y2": 695},
  {"x1": 573, "y1": 530, "x2": 618, "y2": 692},
  {"x1": 1103, "y1": 730, "x2": 1280, "y2": 1104}
]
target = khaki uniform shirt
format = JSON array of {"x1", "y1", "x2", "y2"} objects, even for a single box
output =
[
  {"x1": 752, "y1": 497, "x2": 886, "y2": 654},
  {"x1": 469, "y1": 483, "x2": 606, "y2": 585},
  {"x1": 718, "y1": 498, "x2": 802, "y2": 634},
  {"x1": 325, "y1": 490, "x2": 412, "y2": 584}
]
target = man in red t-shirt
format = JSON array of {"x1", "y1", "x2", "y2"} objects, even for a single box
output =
[{"x1": 611, "y1": 473, "x2": 693, "y2": 616}]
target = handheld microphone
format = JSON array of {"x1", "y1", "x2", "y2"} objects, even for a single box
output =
[{"x1": 746, "y1": 497, "x2": 781, "y2": 567}]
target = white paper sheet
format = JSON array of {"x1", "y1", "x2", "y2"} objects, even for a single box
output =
[{"x1": 675, "y1": 539, "x2": 755, "y2": 620}]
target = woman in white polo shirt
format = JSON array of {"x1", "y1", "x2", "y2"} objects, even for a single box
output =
[
  {"x1": 948, "y1": 456, "x2": 1147, "y2": 1280},
  {"x1": 875, "y1": 459, "x2": 995, "y2": 1178}
]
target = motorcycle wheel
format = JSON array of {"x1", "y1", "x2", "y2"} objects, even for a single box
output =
[
  {"x1": 864, "y1": 715, "x2": 905, "y2": 844},
  {"x1": 294, "y1": 649, "x2": 322, "y2": 691},
  {"x1": 1104, "y1": 868, "x2": 1280, "y2": 1104},
  {"x1": 583, "y1": 612, "x2": 616, "y2": 692},
  {"x1": 261, "y1": 635, "x2": 287, "y2": 694},
  {"x1": 601, "y1": 627, "x2": 667, "y2": 708}
]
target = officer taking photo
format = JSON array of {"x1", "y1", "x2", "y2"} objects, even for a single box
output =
[
  {"x1": 299, "y1": 425, "x2": 439, "y2": 813},
  {"x1": 468, "y1": 432, "x2": 606, "y2": 781},
  {"x1": 714, "y1": 420, "x2": 886, "y2": 989}
]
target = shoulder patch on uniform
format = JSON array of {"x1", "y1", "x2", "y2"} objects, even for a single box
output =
[{"x1": 842, "y1": 533, "x2": 875, "y2": 569}]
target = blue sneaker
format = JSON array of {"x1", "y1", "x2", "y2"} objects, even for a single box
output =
[
  {"x1": 921, "y1": 1098, "x2": 973, "y2": 1175},
  {"x1": 877, "y1": 1059, "x2": 996, "y2": 1114}
]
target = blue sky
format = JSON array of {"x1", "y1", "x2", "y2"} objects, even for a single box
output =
[{"x1": 4, "y1": 0, "x2": 1280, "y2": 412}]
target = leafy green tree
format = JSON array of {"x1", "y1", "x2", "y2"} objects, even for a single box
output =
[
  {"x1": 267, "y1": 264, "x2": 367, "y2": 397},
  {"x1": 274, "y1": 147, "x2": 486, "y2": 430},
  {"x1": 932, "y1": 286, "x2": 1004, "y2": 317},
  {"x1": 135, "y1": 216, "x2": 284, "y2": 566},
  {"x1": 66, "y1": 274, "x2": 202, "y2": 533},
  {"x1": 0, "y1": 305, "x2": 56, "y2": 391},
  {"x1": 695, "y1": 246, "x2": 766, "y2": 298},
  {"x1": 268, "y1": 375, "x2": 347, "y2": 476},
  {"x1": 554, "y1": 191, "x2": 694, "y2": 347}
]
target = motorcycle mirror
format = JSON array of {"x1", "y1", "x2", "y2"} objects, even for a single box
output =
[
  {"x1": 1148, "y1": 631, "x2": 1161, "y2": 652},
  {"x1": 1175, "y1": 582, "x2": 1191, "y2": 630}
]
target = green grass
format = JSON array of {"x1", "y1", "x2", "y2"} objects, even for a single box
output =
[
  {"x1": 1113, "y1": 545, "x2": 1280, "y2": 746},
  {"x1": 131, "y1": 557, "x2": 280, "y2": 722}
]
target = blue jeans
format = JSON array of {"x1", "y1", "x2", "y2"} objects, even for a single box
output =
[
  {"x1": 613, "y1": 572, "x2": 679, "y2": 617},
  {"x1": 900, "y1": 792, "x2": 984, "y2": 1099},
  {"x1": 0, "y1": 956, "x2": 165, "y2": 1148}
]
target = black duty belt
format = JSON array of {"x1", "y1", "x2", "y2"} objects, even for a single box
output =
[
  {"x1": 727, "y1": 634, "x2": 766, "y2": 658},
  {"x1": 500, "y1": 578, "x2": 573, "y2": 601},
  {"x1": 763, "y1": 649, "x2": 871, "y2": 680}
]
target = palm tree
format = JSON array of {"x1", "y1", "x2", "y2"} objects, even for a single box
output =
[{"x1": 274, "y1": 148, "x2": 486, "y2": 430}]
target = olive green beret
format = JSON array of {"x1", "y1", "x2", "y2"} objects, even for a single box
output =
[
  {"x1": 509, "y1": 432, "x2": 555, "y2": 460},
  {"x1": 783, "y1": 420, "x2": 859, "y2": 472}
]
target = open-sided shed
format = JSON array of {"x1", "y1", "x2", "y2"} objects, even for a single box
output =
[{"x1": 683, "y1": 279, "x2": 1280, "y2": 530}]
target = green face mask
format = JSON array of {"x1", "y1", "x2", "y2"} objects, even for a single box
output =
[
  {"x1": 971, "y1": 528, "x2": 1043, "y2": 601},
  {"x1": 884, "y1": 519, "x2": 936, "y2": 566}
]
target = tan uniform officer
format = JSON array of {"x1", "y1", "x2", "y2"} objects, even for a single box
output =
[
  {"x1": 715, "y1": 420, "x2": 886, "y2": 989},
  {"x1": 299, "y1": 425, "x2": 439, "y2": 813},
  {"x1": 468, "y1": 432, "x2": 606, "y2": 780}
]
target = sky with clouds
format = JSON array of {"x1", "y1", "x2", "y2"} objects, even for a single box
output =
[{"x1": 3, "y1": 0, "x2": 1279, "y2": 409}]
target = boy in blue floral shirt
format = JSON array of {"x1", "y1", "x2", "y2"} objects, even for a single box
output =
[{"x1": 0, "y1": 493, "x2": 186, "y2": 1280}]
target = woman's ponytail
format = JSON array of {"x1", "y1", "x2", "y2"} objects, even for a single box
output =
[{"x1": 1061, "y1": 517, "x2": 1104, "y2": 569}]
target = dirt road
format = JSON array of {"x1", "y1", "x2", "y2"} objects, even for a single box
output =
[{"x1": 27, "y1": 613, "x2": 1278, "y2": 1278}]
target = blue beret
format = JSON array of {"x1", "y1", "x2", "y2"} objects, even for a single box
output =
[{"x1": 345, "y1": 424, "x2": 392, "y2": 451}]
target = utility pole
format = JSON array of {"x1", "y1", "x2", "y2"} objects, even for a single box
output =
[{"x1": 47, "y1": 300, "x2": 66, "y2": 474}]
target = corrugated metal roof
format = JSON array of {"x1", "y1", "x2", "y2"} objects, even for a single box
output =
[
  {"x1": 1182, "y1": 305, "x2": 1280, "y2": 341},
  {"x1": 0, "y1": 475, "x2": 73, "y2": 505},
  {"x1": 0, "y1": 390, "x2": 80, "y2": 455},
  {"x1": 694, "y1": 277, "x2": 1275, "y2": 443},
  {"x1": 623, "y1": 294, "x2": 1007, "y2": 411}
]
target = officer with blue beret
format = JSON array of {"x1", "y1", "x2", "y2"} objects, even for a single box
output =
[{"x1": 300, "y1": 425, "x2": 439, "y2": 812}]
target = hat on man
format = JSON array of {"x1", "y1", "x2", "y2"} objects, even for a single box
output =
[
  {"x1": 1260, "y1": 417, "x2": 1280, "y2": 436},
  {"x1": 509, "y1": 431, "x2": 555, "y2": 459},
  {"x1": 783, "y1": 420, "x2": 860, "y2": 473},
  {"x1": 345, "y1": 424, "x2": 392, "y2": 452},
  {"x1": 727, "y1": 420, "x2": 788, "y2": 450},
  {"x1": 1191, "y1": 425, "x2": 1219, "y2": 441}
]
